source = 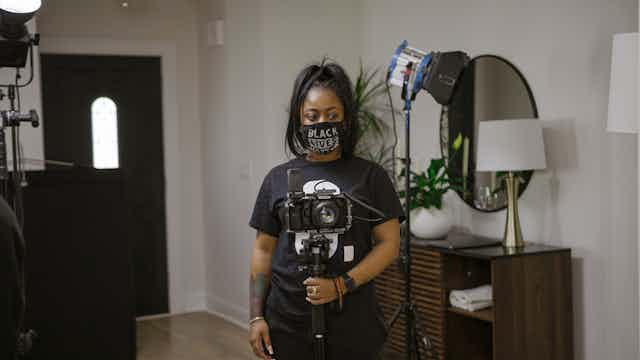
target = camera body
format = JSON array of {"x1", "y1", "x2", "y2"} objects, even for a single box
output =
[
  {"x1": 284, "y1": 168, "x2": 352, "y2": 236},
  {"x1": 285, "y1": 189, "x2": 352, "y2": 234},
  {"x1": 284, "y1": 169, "x2": 353, "y2": 273}
]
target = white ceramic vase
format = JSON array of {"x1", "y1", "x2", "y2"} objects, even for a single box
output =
[{"x1": 410, "y1": 203, "x2": 453, "y2": 240}]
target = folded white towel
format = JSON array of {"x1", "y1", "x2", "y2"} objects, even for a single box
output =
[
  {"x1": 450, "y1": 298, "x2": 492, "y2": 312},
  {"x1": 449, "y1": 285, "x2": 492, "y2": 312}
]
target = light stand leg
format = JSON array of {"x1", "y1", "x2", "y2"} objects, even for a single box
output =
[
  {"x1": 0, "y1": 128, "x2": 7, "y2": 199},
  {"x1": 403, "y1": 101, "x2": 415, "y2": 360},
  {"x1": 385, "y1": 72, "x2": 434, "y2": 359}
]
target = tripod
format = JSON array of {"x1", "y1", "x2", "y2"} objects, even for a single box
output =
[
  {"x1": 301, "y1": 233, "x2": 332, "y2": 360},
  {"x1": 385, "y1": 63, "x2": 434, "y2": 360}
]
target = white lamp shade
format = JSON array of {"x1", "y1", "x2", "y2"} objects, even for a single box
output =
[
  {"x1": 476, "y1": 119, "x2": 547, "y2": 172},
  {"x1": 607, "y1": 33, "x2": 639, "y2": 133}
]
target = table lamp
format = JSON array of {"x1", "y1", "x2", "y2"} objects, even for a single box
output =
[{"x1": 476, "y1": 119, "x2": 547, "y2": 248}]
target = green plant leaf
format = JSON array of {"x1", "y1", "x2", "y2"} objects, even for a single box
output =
[
  {"x1": 452, "y1": 133, "x2": 463, "y2": 151},
  {"x1": 427, "y1": 158, "x2": 444, "y2": 181}
]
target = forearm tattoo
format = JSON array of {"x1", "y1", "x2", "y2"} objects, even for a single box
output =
[{"x1": 250, "y1": 273, "x2": 270, "y2": 318}]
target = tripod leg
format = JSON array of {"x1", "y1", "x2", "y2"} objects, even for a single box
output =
[
  {"x1": 406, "y1": 302, "x2": 416, "y2": 360},
  {"x1": 313, "y1": 334, "x2": 326, "y2": 360},
  {"x1": 386, "y1": 302, "x2": 405, "y2": 331},
  {"x1": 413, "y1": 329, "x2": 422, "y2": 360},
  {"x1": 311, "y1": 296, "x2": 327, "y2": 360},
  {"x1": 411, "y1": 304, "x2": 434, "y2": 360}
]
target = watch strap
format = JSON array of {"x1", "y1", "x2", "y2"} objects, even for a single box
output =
[{"x1": 341, "y1": 273, "x2": 357, "y2": 293}]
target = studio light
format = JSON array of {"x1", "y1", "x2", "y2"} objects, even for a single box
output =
[
  {"x1": 0, "y1": 0, "x2": 41, "y2": 67},
  {"x1": 385, "y1": 41, "x2": 469, "y2": 360},
  {"x1": 387, "y1": 40, "x2": 469, "y2": 105},
  {"x1": 387, "y1": 40, "x2": 432, "y2": 100},
  {"x1": 0, "y1": 0, "x2": 41, "y2": 14}
]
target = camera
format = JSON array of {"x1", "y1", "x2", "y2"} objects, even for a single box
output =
[
  {"x1": 284, "y1": 168, "x2": 353, "y2": 274},
  {"x1": 284, "y1": 169, "x2": 352, "y2": 235},
  {"x1": 285, "y1": 191, "x2": 351, "y2": 233}
]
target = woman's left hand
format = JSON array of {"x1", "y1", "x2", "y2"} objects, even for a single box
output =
[{"x1": 303, "y1": 277, "x2": 337, "y2": 305}]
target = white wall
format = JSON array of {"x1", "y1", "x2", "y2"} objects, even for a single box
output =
[
  {"x1": 197, "y1": 0, "x2": 364, "y2": 326},
  {"x1": 37, "y1": 0, "x2": 207, "y2": 314},
  {"x1": 26, "y1": 0, "x2": 639, "y2": 357},
  {"x1": 200, "y1": 0, "x2": 639, "y2": 358},
  {"x1": 360, "y1": 1, "x2": 638, "y2": 359}
]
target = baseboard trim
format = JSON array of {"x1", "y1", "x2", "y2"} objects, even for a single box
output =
[
  {"x1": 135, "y1": 294, "x2": 249, "y2": 331},
  {"x1": 186, "y1": 291, "x2": 208, "y2": 312},
  {"x1": 206, "y1": 295, "x2": 249, "y2": 330},
  {"x1": 136, "y1": 310, "x2": 203, "y2": 322}
]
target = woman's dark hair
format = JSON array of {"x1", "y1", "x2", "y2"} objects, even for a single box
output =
[{"x1": 285, "y1": 59, "x2": 358, "y2": 159}]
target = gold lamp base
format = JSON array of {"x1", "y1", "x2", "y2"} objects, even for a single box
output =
[{"x1": 503, "y1": 172, "x2": 524, "y2": 248}]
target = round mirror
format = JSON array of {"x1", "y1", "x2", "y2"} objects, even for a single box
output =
[{"x1": 440, "y1": 55, "x2": 538, "y2": 212}]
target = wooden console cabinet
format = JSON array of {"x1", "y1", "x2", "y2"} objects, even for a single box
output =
[{"x1": 375, "y1": 239, "x2": 573, "y2": 360}]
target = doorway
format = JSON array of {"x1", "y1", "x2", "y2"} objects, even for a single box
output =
[{"x1": 41, "y1": 54, "x2": 169, "y2": 317}]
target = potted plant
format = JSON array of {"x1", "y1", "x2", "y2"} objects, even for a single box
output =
[
  {"x1": 352, "y1": 62, "x2": 398, "y2": 175},
  {"x1": 398, "y1": 134, "x2": 465, "y2": 239}
]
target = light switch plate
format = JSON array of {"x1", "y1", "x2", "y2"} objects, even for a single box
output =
[{"x1": 207, "y1": 19, "x2": 224, "y2": 47}]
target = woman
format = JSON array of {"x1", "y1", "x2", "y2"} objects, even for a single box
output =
[{"x1": 248, "y1": 60, "x2": 404, "y2": 360}]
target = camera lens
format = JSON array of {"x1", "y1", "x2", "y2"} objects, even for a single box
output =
[
  {"x1": 313, "y1": 201, "x2": 339, "y2": 227},
  {"x1": 319, "y1": 207, "x2": 336, "y2": 224}
]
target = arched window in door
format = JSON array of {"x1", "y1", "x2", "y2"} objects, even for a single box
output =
[{"x1": 91, "y1": 97, "x2": 119, "y2": 169}]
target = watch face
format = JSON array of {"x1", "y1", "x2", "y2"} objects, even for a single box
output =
[{"x1": 343, "y1": 274, "x2": 356, "y2": 291}]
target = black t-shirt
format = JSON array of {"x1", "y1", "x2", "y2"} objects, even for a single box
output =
[{"x1": 249, "y1": 155, "x2": 405, "y2": 350}]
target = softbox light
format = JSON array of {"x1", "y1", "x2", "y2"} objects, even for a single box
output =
[{"x1": 0, "y1": 0, "x2": 41, "y2": 68}]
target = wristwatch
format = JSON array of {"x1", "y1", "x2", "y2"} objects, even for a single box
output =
[{"x1": 341, "y1": 273, "x2": 357, "y2": 294}]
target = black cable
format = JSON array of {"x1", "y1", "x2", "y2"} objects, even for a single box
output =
[
  {"x1": 342, "y1": 192, "x2": 387, "y2": 219},
  {"x1": 310, "y1": 181, "x2": 387, "y2": 223},
  {"x1": 14, "y1": 71, "x2": 26, "y2": 186},
  {"x1": 309, "y1": 179, "x2": 390, "y2": 219},
  {"x1": 15, "y1": 69, "x2": 21, "y2": 110},
  {"x1": 15, "y1": 69, "x2": 21, "y2": 177},
  {"x1": 14, "y1": 75, "x2": 25, "y2": 227},
  {"x1": 0, "y1": 42, "x2": 36, "y2": 89},
  {"x1": 352, "y1": 215, "x2": 383, "y2": 223}
]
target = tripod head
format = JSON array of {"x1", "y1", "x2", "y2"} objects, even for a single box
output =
[{"x1": 297, "y1": 233, "x2": 332, "y2": 276}]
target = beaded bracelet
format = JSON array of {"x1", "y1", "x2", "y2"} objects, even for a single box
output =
[{"x1": 332, "y1": 277, "x2": 344, "y2": 311}]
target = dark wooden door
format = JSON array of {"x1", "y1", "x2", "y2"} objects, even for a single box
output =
[
  {"x1": 23, "y1": 169, "x2": 136, "y2": 360},
  {"x1": 40, "y1": 54, "x2": 168, "y2": 317}
]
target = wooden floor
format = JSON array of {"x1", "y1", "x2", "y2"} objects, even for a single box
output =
[
  {"x1": 136, "y1": 312, "x2": 254, "y2": 360},
  {"x1": 137, "y1": 311, "x2": 402, "y2": 360}
]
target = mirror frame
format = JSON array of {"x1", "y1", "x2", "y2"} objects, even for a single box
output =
[{"x1": 439, "y1": 54, "x2": 539, "y2": 213}]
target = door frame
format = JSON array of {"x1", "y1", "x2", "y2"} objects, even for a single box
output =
[{"x1": 40, "y1": 36, "x2": 188, "y2": 314}]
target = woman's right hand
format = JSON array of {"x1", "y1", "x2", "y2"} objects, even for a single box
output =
[{"x1": 249, "y1": 319, "x2": 274, "y2": 359}]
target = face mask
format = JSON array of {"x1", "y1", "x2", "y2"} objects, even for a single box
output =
[{"x1": 300, "y1": 122, "x2": 343, "y2": 154}]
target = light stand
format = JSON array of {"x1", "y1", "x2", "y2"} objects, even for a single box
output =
[
  {"x1": 385, "y1": 41, "x2": 469, "y2": 360},
  {"x1": 385, "y1": 61, "x2": 435, "y2": 360},
  {"x1": 0, "y1": 3, "x2": 42, "y2": 357},
  {"x1": 0, "y1": 85, "x2": 39, "y2": 224},
  {"x1": 0, "y1": 34, "x2": 40, "y2": 225}
]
